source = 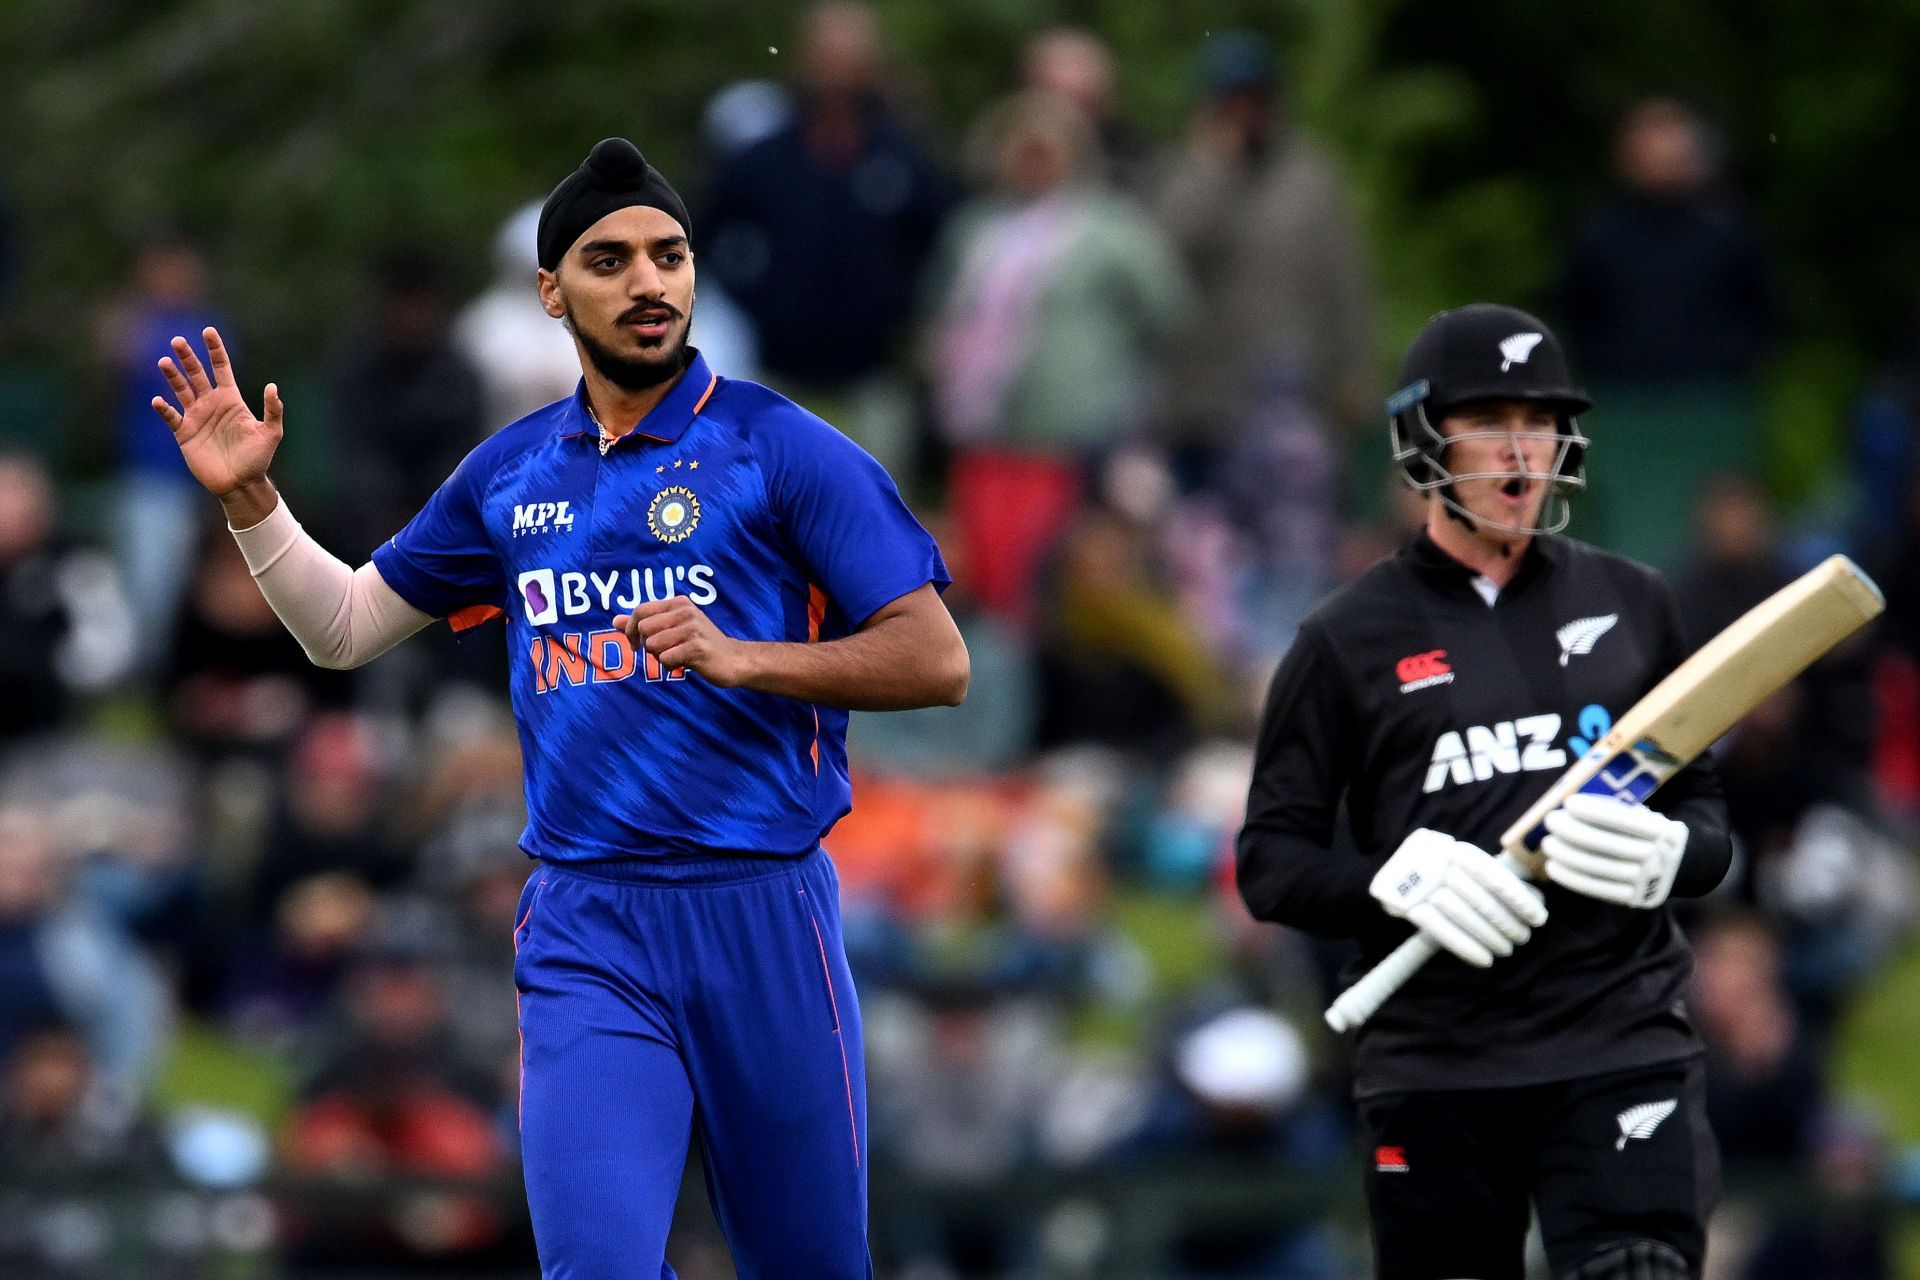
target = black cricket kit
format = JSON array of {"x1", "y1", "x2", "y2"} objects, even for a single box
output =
[{"x1": 1237, "y1": 532, "x2": 1733, "y2": 1098}]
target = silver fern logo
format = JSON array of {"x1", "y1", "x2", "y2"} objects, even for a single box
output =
[
  {"x1": 1499, "y1": 332, "x2": 1544, "y2": 371},
  {"x1": 1557, "y1": 614, "x2": 1619, "y2": 667},
  {"x1": 1615, "y1": 1099, "x2": 1678, "y2": 1150}
]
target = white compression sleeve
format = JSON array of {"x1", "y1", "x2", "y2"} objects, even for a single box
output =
[{"x1": 228, "y1": 498, "x2": 433, "y2": 670}]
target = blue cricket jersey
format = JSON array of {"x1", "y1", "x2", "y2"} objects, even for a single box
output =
[{"x1": 371, "y1": 350, "x2": 949, "y2": 862}]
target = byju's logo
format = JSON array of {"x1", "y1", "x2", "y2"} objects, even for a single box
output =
[
  {"x1": 512, "y1": 502, "x2": 576, "y2": 537},
  {"x1": 518, "y1": 569, "x2": 558, "y2": 624}
]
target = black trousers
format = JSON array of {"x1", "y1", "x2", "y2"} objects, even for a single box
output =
[{"x1": 1356, "y1": 1058, "x2": 1719, "y2": 1280}]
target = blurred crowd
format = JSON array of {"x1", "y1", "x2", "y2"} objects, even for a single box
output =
[{"x1": 1, "y1": 5, "x2": 1918, "y2": 1278}]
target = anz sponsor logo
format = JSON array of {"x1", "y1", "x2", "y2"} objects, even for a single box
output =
[
  {"x1": 515, "y1": 564, "x2": 717, "y2": 625},
  {"x1": 1421, "y1": 705, "x2": 1614, "y2": 794}
]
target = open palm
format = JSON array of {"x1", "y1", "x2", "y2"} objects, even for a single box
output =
[{"x1": 151, "y1": 327, "x2": 284, "y2": 497}]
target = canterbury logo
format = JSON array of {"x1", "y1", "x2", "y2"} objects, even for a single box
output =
[
  {"x1": 1615, "y1": 1099, "x2": 1678, "y2": 1150},
  {"x1": 1499, "y1": 332, "x2": 1544, "y2": 371},
  {"x1": 1396, "y1": 649, "x2": 1453, "y2": 693},
  {"x1": 1556, "y1": 614, "x2": 1618, "y2": 667}
]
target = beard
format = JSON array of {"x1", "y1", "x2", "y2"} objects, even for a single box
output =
[{"x1": 566, "y1": 301, "x2": 694, "y2": 390}]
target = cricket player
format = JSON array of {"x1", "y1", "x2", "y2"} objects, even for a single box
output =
[
  {"x1": 1236, "y1": 304, "x2": 1732, "y2": 1280},
  {"x1": 151, "y1": 138, "x2": 967, "y2": 1279}
]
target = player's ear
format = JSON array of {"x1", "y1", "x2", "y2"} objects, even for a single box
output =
[{"x1": 537, "y1": 268, "x2": 567, "y2": 320}]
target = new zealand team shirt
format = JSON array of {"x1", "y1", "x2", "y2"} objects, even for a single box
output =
[
  {"x1": 371, "y1": 351, "x2": 949, "y2": 862},
  {"x1": 1236, "y1": 533, "x2": 1733, "y2": 1096}
]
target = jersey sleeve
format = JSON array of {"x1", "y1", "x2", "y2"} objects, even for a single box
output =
[
  {"x1": 764, "y1": 410, "x2": 950, "y2": 626},
  {"x1": 369, "y1": 441, "x2": 506, "y2": 620},
  {"x1": 1235, "y1": 621, "x2": 1386, "y2": 936},
  {"x1": 1641, "y1": 568, "x2": 1734, "y2": 896}
]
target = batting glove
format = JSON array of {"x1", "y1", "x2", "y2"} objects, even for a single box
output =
[
  {"x1": 1371, "y1": 829, "x2": 1548, "y2": 967},
  {"x1": 1540, "y1": 793, "x2": 1688, "y2": 909}
]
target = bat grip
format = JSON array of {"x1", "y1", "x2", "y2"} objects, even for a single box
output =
[{"x1": 1323, "y1": 851, "x2": 1532, "y2": 1033}]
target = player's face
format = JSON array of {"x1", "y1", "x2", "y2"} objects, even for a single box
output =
[
  {"x1": 540, "y1": 205, "x2": 696, "y2": 390},
  {"x1": 1437, "y1": 401, "x2": 1562, "y2": 533}
]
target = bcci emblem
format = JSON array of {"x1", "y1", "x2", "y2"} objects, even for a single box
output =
[{"x1": 647, "y1": 486, "x2": 701, "y2": 544}]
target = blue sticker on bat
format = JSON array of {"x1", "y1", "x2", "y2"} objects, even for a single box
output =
[{"x1": 1520, "y1": 748, "x2": 1662, "y2": 849}]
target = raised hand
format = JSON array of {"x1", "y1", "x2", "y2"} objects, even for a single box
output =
[{"x1": 150, "y1": 327, "x2": 283, "y2": 500}]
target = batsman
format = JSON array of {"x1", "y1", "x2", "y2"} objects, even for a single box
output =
[{"x1": 1237, "y1": 304, "x2": 1731, "y2": 1280}]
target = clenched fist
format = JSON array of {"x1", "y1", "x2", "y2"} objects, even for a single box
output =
[{"x1": 614, "y1": 597, "x2": 757, "y2": 687}]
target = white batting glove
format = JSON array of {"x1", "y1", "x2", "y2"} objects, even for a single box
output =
[
  {"x1": 1540, "y1": 793, "x2": 1688, "y2": 909},
  {"x1": 1370, "y1": 829, "x2": 1548, "y2": 967}
]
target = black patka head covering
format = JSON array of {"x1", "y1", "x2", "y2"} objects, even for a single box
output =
[{"x1": 536, "y1": 138, "x2": 692, "y2": 271}]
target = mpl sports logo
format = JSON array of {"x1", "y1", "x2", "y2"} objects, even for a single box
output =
[
  {"x1": 1374, "y1": 1145, "x2": 1410, "y2": 1173},
  {"x1": 511, "y1": 501, "x2": 576, "y2": 537},
  {"x1": 1396, "y1": 649, "x2": 1454, "y2": 694}
]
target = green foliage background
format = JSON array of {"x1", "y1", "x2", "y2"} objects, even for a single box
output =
[{"x1": 4, "y1": 0, "x2": 1919, "y2": 501}]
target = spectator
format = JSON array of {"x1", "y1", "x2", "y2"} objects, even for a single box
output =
[
  {"x1": 0, "y1": 1026, "x2": 176, "y2": 1277},
  {"x1": 1559, "y1": 98, "x2": 1773, "y2": 569},
  {"x1": 452, "y1": 200, "x2": 585, "y2": 430},
  {"x1": 923, "y1": 91, "x2": 1192, "y2": 620},
  {"x1": 98, "y1": 229, "x2": 227, "y2": 660},
  {"x1": 1022, "y1": 26, "x2": 1151, "y2": 196},
  {"x1": 1154, "y1": 30, "x2": 1377, "y2": 476},
  {"x1": 0, "y1": 453, "x2": 135, "y2": 746},
  {"x1": 330, "y1": 250, "x2": 485, "y2": 554},
  {"x1": 160, "y1": 528, "x2": 348, "y2": 763},
  {"x1": 1672, "y1": 472, "x2": 1791, "y2": 648},
  {"x1": 701, "y1": 0, "x2": 950, "y2": 476},
  {"x1": 926, "y1": 91, "x2": 1192, "y2": 456},
  {"x1": 1692, "y1": 912, "x2": 1824, "y2": 1168},
  {"x1": 281, "y1": 944, "x2": 510, "y2": 1267},
  {"x1": 0, "y1": 806, "x2": 171, "y2": 1097},
  {"x1": 247, "y1": 714, "x2": 405, "y2": 928},
  {"x1": 0, "y1": 1023, "x2": 169, "y2": 1179},
  {"x1": 1035, "y1": 507, "x2": 1232, "y2": 755},
  {"x1": 225, "y1": 872, "x2": 375, "y2": 1044},
  {"x1": 1123, "y1": 1006, "x2": 1344, "y2": 1279}
]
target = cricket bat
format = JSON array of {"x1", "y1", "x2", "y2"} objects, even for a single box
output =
[{"x1": 1323, "y1": 554, "x2": 1885, "y2": 1033}]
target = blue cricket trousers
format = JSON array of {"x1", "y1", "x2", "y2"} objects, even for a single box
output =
[{"x1": 512, "y1": 847, "x2": 872, "y2": 1278}]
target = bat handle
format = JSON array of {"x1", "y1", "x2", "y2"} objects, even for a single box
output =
[{"x1": 1323, "y1": 851, "x2": 1533, "y2": 1033}]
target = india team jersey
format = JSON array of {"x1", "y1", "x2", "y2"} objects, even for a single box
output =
[{"x1": 371, "y1": 350, "x2": 949, "y2": 862}]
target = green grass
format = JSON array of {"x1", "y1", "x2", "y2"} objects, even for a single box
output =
[
  {"x1": 1834, "y1": 936, "x2": 1920, "y2": 1142},
  {"x1": 1831, "y1": 936, "x2": 1920, "y2": 1278},
  {"x1": 1112, "y1": 890, "x2": 1225, "y2": 995},
  {"x1": 152, "y1": 1020, "x2": 295, "y2": 1130}
]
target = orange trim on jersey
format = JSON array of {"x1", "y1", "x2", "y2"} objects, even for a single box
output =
[
  {"x1": 632, "y1": 371, "x2": 720, "y2": 442},
  {"x1": 691, "y1": 372, "x2": 718, "y2": 416},
  {"x1": 449, "y1": 604, "x2": 503, "y2": 632},
  {"x1": 807, "y1": 585, "x2": 827, "y2": 773}
]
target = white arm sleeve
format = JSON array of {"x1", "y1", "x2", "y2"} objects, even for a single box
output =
[{"x1": 229, "y1": 498, "x2": 434, "y2": 670}]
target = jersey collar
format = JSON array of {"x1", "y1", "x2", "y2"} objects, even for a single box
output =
[
  {"x1": 1407, "y1": 530, "x2": 1561, "y2": 596},
  {"x1": 558, "y1": 348, "x2": 719, "y2": 446}
]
